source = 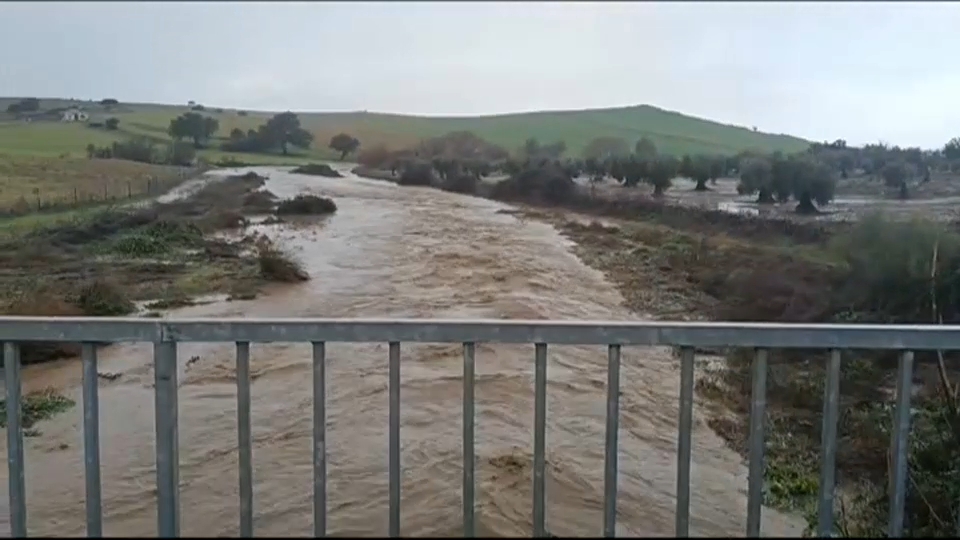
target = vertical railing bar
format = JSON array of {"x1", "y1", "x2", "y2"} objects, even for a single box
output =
[
  {"x1": 82, "y1": 343, "x2": 103, "y2": 538},
  {"x1": 4, "y1": 342, "x2": 26, "y2": 538},
  {"x1": 675, "y1": 347, "x2": 695, "y2": 538},
  {"x1": 154, "y1": 341, "x2": 180, "y2": 538},
  {"x1": 462, "y1": 342, "x2": 476, "y2": 538},
  {"x1": 602, "y1": 344, "x2": 621, "y2": 538},
  {"x1": 533, "y1": 343, "x2": 548, "y2": 538},
  {"x1": 388, "y1": 341, "x2": 401, "y2": 538},
  {"x1": 888, "y1": 350, "x2": 914, "y2": 538},
  {"x1": 236, "y1": 342, "x2": 253, "y2": 538},
  {"x1": 746, "y1": 348, "x2": 768, "y2": 538},
  {"x1": 312, "y1": 342, "x2": 327, "y2": 538},
  {"x1": 816, "y1": 349, "x2": 842, "y2": 538}
]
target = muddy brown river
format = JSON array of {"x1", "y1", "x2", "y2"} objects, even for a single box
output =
[{"x1": 0, "y1": 166, "x2": 804, "y2": 537}]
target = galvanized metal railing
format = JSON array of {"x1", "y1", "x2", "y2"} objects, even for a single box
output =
[{"x1": 0, "y1": 317, "x2": 949, "y2": 537}]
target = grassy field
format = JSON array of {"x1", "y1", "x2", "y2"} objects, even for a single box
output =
[
  {"x1": 0, "y1": 97, "x2": 810, "y2": 160},
  {"x1": 0, "y1": 153, "x2": 190, "y2": 216}
]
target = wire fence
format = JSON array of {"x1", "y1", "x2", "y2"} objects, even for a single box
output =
[{"x1": 0, "y1": 173, "x2": 192, "y2": 220}]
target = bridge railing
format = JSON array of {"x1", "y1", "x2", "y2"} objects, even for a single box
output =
[{"x1": 1, "y1": 317, "x2": 952, "y2": 538}]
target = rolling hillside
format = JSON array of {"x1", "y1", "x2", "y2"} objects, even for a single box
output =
[{"x1": 0, "y1": 97, "x2": 811, "y2": 160}]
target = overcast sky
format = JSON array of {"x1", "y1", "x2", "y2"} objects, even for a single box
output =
[{"x1": 0, "y1": 2, "x2": 956, "y2": 149}]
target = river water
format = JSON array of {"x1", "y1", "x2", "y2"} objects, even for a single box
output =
[{"x1": 0, "y1": 167, "x2": 804, "y2": 537}]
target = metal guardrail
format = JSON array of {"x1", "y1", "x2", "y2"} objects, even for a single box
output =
[{"x1": 0, "y1": 316, "x2": 949, "y2": 538}]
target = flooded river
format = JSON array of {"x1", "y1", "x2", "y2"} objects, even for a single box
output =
[{"x1": 0, "y1": 167, "x2": 803, "y2": 536}]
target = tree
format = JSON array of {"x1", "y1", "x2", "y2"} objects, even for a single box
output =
[
  {"x1": 621, "y1": 157, "x2": 648, "y2": 188},
  {"x1": 778, "y1": 156, "x2": 836, "y2": 214},
  {"x1": 357, "y1": 144, "x2": 393, "y2": 169},
  {"x1": 683, "y1": 155, "x2": 713, "y2": 191},
  {"x1": 520, "y1": 138, "x2": 541, "y2": 161},
  {"x1": 168, "y1": 112, "x2": 219, "y2": 148},
  {"x1": 880, "y1": 161, "x2": 910, "y2": 200},
  {"x1": 540, "y1": 140, "x2": 567, "y2": 160},
  {"x1": 943, "y1": 137, "x2": 960, "y2": 161},
  {"x1": 634, "y1": 137, "x2": 658, "y2": 160},
  {"x1": 520, "y1": 138, "x2": 566, "y2": 161},
  {"x1": 5, "y1": 98, "x2": 40, "y2": 114},
  {"x1": 837, "y1": 152, "x2": 855, "y2": 179},
  {"x1": 165, "y1": 142, "x2": 197, "y2": 166},
  {"x1": 329, "y1": 133, "x2": 361, "y2": 160},
  {"x1": 229, "y1": 128, "x2": 245, "y2": 141},
  {"x1": 708, "y1": 157, "x2": 725, "y2": 184},
  {"x1": 100, "y1": 98, "x2": 119, "y2": 106},
  {"x1": 260, "y1": 112, "x2": 313, "y2": 155},
  {"x1": 582, "y1": 137, "x2": 629, "y2": 161},
  {"x1": 104, "y1": 117, "x2": 120, "y2": 130},
  {"x1": 737, "y1": 156, "x2": 775, "y2": 203},
  {"x1": 647, "y1": 156, "x2": 678, "y2": 197}
]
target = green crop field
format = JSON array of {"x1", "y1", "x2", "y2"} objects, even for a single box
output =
[{"x1": 0, "y1": 97, "x2": 810, "y2": 162}]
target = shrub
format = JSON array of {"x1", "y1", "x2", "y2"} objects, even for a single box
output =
[
  {"x1": 1, "y1": 286, "x2": 84, "y2": 364},
  {"x1": 0, "y1": 388, "x2": 75, "y2": 430},
  {"x1": 70, "y1": 279, "x2": 135, "y2": 316},
  {"x1": 397, "y1": 161, "x2": 436, "y2": 186},
  {"x1": 440, "y1": 172, "x2": 480, "y2": 194},
  {"x1": 256, "y1": 243, "x2": 309, "y2": 282},
  {"x1": 241, "y1": 190, "x2": 278, "y2": 213},
  {"x1": 276, "y1": 195, "x2": 337, "y2": 216},
  {"x1": 291, "y1": 163, "x2": 342, "y2": 178},
  {"x1": 491, "y1": 163, "x2": 576, "y2": 204}
]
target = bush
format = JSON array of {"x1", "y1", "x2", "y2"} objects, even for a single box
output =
[
  {"x1": 276, "y1": 195, "x2": 337, "y2": 216},
  {"x1": 398, "y1": 161, "x2": 436, "y2": 186},
  {"x1": 830, "y1": 213, "x2": 960, "y2": 324},
  {"x1": 492, "y1": 163, "x2": 576, "y2": 204},
  {"x1": 105, "y1": 117, "x2": 119, "y2": 130},
  {"x1": 256, "y1": 243, "x2": 309, "y2": 282},
  {"x1": 0, "y1": 388, "x2": 75, "y2": 430},
  {"x1": 241, "y1": 190, "x2": 277, "y2": 213},
  {"x1": 440, "y1": 172, "x2": 480, "y2": 194},
  {"x1": 703, "y1": 216, "x2": 960, "y2": 537},
  {"x1": 291, "y1": 163, "x2": 342, "y2": 178},
  {"x1": 1, "y1": 287, "x2": 84, "y2": 365},
  {"x1": 70, "y1": 279, "x2": 135, "y2": 316}
]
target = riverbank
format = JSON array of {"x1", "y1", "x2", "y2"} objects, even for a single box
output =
[
  {"x1": 0, "y1": 170, "x2": 338, "y2": 430},
  {"x1": 497, "y1": 207, "x2": 958, "y2": 537},
  {"x1": 348, "y1": 163, "x2": 957, "y2": 536}
]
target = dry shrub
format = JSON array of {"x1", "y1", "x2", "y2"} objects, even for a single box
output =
[
  {"x1": 2, "y1": 286, "x2": 84, "y2": 364},
  {"x1": 241, "y1": 190, "x2": 277, "y2": 213},
  {"x1": 70, "y1": 279, "x2": 135, "y2": 316},
  {"x1": 291, "y1": 163, "x2": 342, "y2": 178},
  {"x1": 256, "y1": 242, "x2": 309, "y2": 282},
  {"x1": 275, "y1": 195, "x2": 337, "y2": 216},
  {"x1": 200, "y1": 210, "x2": 248, "y2": 231}
]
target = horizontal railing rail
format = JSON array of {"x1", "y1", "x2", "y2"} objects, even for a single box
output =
[{"x1": 1, "y1": 316, "x2": 953, "y2": 538}]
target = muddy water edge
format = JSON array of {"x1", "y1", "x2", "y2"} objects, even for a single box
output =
[{"x1": 0, "y1": 166, "x2": 804, "y2": 537}]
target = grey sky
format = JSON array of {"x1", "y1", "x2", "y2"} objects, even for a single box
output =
[{"x1": 1, "y1": 1, "x2": 956, "y2": 149}]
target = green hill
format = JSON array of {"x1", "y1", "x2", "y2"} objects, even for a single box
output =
[{"x1": 0, "y1": 97, "x2": 810, "y2": 161}]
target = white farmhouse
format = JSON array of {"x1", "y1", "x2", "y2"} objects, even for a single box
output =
[{"x1": 61, "y1": 108, "x2": 89, "y2": 122}]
